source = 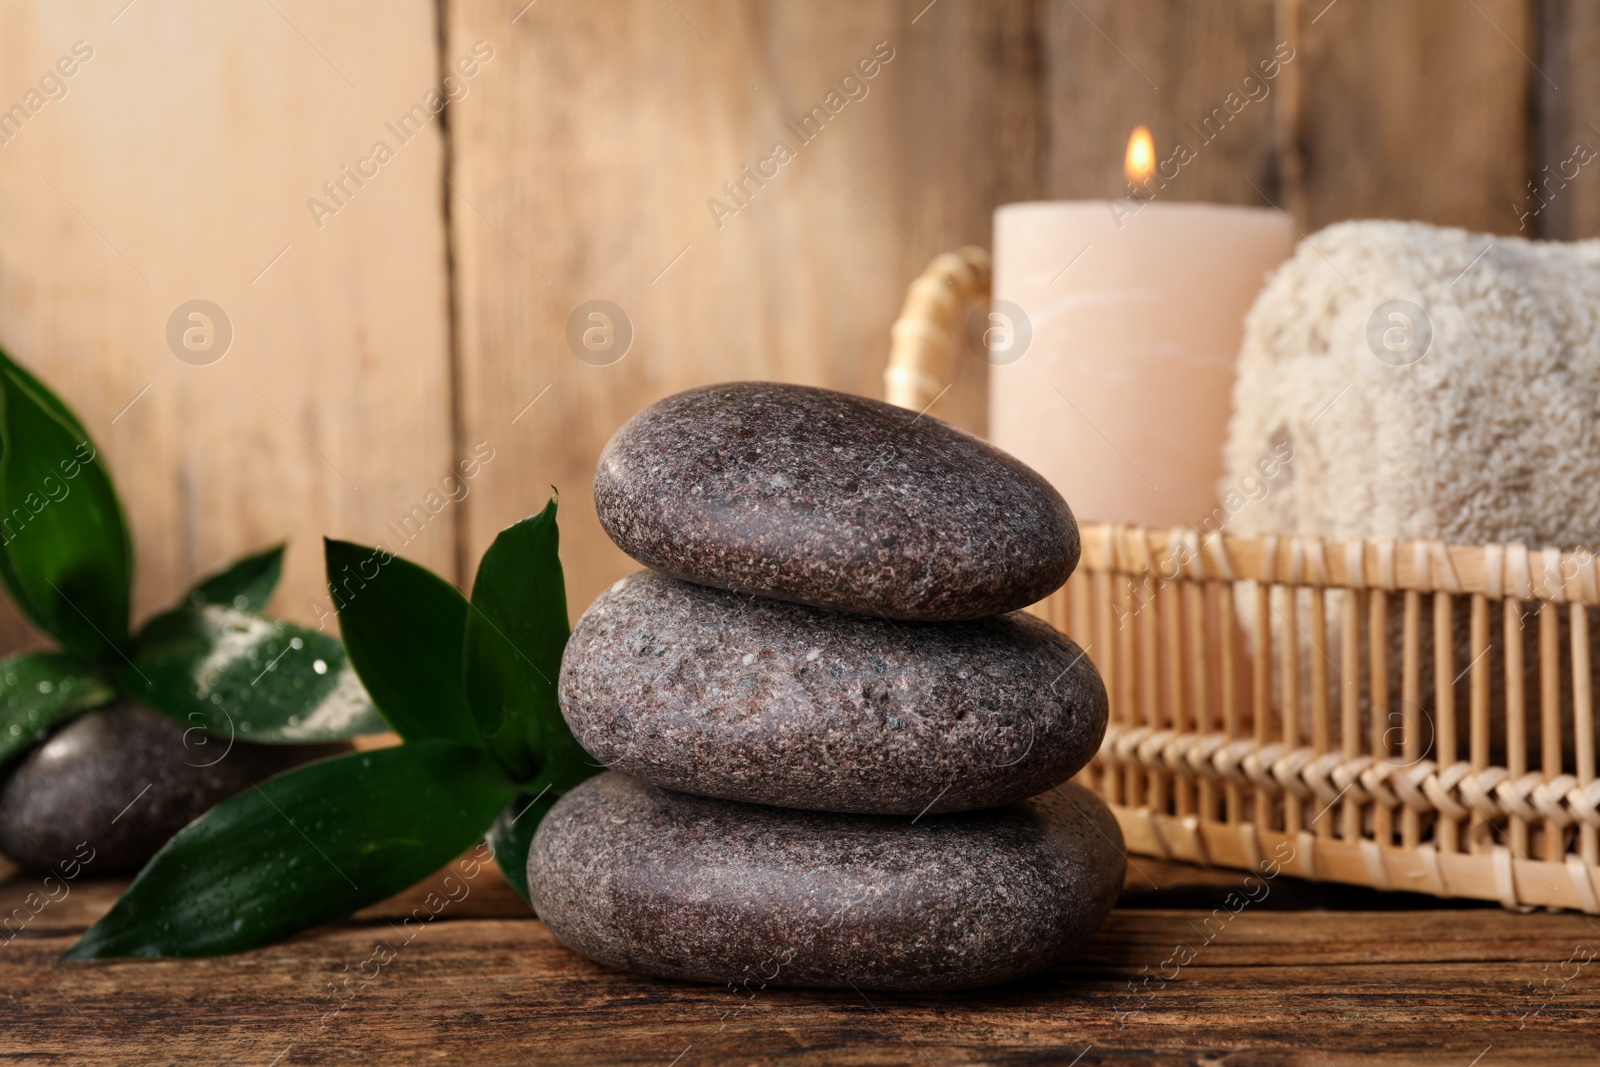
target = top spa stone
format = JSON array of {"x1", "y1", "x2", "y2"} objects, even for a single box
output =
[{"x1": 594, "y1": 382, "x2": 1078, "y2": 621}]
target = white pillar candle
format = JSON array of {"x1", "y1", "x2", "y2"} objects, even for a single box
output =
[{"x1": 989, "y1": 201, "x2": 1294, "y2": 528}]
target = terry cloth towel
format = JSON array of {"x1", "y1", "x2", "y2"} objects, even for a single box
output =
[{"x1": 1222, "y1": 219, "x2": 1600, "y2": 771}]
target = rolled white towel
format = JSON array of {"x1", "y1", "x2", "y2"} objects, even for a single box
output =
[
  {"x1": 1227, "y1": 219, "x2": 1600, "y2": 546},
  {"x1": 1223, "y1": 219, "x2": 1600, "y2": 769}
]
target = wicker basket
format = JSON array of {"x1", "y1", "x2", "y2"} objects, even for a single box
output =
[{"x1": 885, "y1": 248, "x2": 1600, "y2": 912}]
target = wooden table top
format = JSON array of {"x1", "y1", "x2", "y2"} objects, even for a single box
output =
[{"x1": 2, "y1": 857, "x2": 1596, "y2": 1066}]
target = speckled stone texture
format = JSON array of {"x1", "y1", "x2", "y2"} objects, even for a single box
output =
[
  {"x1": 561, "y1": 571, "x2": 1107, "y2": 815},
  {"x1": 528, "y1": 772, "x2": 1124, "y2": 991},
  {"x1": 593, "y1": 382, "x2": 1078, "y2": 621},
  {"x1": 0, "y1": 702, "x2": 345, "y2": 873}
]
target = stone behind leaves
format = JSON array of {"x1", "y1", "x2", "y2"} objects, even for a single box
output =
[
  {"x1": 0, "y1": 702, "x2": 345, "y2": 873},
  {"x1": 528, "y1": 772, "x2": 1125, "y2": 991},
  {"x1": 561, "y1": 571, "x2": 1108, "y2": 815},
  {"x1": 593, "y1": 382, "x2": 1079, "y2": 621}
]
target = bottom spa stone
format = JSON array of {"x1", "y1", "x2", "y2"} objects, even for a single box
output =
[{"x1": 527, "y1": 772, "x2": 1125, "y2": 991}]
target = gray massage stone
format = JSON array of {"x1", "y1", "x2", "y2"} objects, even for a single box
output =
[
  {"x1": 527, "y1": 772, "x2": 1125, "y2": 991},
  {"x1": 593, "y1": 381, "x2": 1078, "y2": 621},
  {"x1": 0, "y1": 702, "x2": 345, "y2": 873},
  {"x1": 560, "y1": 571, "x2": 1107, "y2": 815}
]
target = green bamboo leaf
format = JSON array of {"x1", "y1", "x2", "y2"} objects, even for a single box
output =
[
  {"x1": 0, "y1": 651, "x2": 117, "y2": 766},
  {"x1": 0, "y1": 349, "x2": 132, "y2": 658},
  {"x1": 484, "y1": 788, "x2": 559, "y2": 908},
  {"x1": 323, "y1": 540, "x2": 479, "y2": 746},
  {"x1": 519, "y1": 729, "x2": 599, "y2": 796},
  {"x1": 64, "y1": 740, "x2": 516, "y2": 958},
  {"x1": 184, "y1": 545, "x2": 284, "y2": 613},
  {"x1": 464, "y1": 499, "x2": 589, "y2": 784},
  {"x1": 122, "y1": 604, "x2": 385, "y2": 743}
]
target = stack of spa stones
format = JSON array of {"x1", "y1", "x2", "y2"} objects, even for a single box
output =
[{"x1": 529, "y1": 382, "x2": 1122, "y2": 992}]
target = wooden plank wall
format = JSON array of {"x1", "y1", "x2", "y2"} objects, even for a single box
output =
[
  {"x1": 444, "y1": 0, "x2": 1038, "y2": 607},
  {"x1": 0, "y1": 0, "x2": 455, "y2": 650},
  {"x1": 1289, "y1": 0, "x2": 1532, "y2": 234},
  {"x1": 0, "y1": 0, "x2": 1590, "y2": 640},
  {"x1": 1535, "y1": 0, "x2": 1600, "y2": 239},
  {"x1": 1040, "y1": 0, "x2": 1284, "y2": 207}
]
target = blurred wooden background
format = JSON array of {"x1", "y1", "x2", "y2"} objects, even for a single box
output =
[{"x1": 0, "y1": 0, "x2": 1589, "y2": 646}]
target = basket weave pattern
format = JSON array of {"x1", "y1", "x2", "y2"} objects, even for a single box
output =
[
  {"x1": 1050, "y1": 526, "x2": 1600, "y2": 912},
  {"x1": 884, "y1": 251, "x2": 1600, "y2": 912}
]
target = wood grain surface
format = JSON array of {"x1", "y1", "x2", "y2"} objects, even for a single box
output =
[
  {"x1": 0, "y1": 0, "x2": 457, "y2": 647},
  {"x1": 443, "y1": 0, "x2": 1039, "y2": 610},
  {"x1": 443, "y1": 0, "x2": 1575, "y2": 620},
  {"x1": 1532, "y1": 0, "x2": 1600, "y2": 240},
  {"x1": 2, "y1": 859, "x2": 1596, "y2": 1065},
  {"x1": 0, "y1": 0, "x2": 1590, "y2": 631},
  {"x1": 1040, "y1": 0, "x2": 1284, "y2": 206},
  {"x1": 1287, "y1": 0, "x2": 1534, "y2": 235}
]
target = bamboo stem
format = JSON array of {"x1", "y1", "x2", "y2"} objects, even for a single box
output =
[
  {"x1": 1254, "y1": 579, "x2": 1273, "y2": 830},
  {"x1": 1341, "y1": 588, "x2": 1363, "y2": 842},
  {"x1": 1281, "y1": 587, "x2": 1303, "y2": 835},
  {"x1": 1116, "y1": 569, "x2": 1141, "y2": 808},
  {"x1": 1370, "y1": 589, "x2": 1392, "y2": 846},
  {"x1": 1506, "y1": 599, "x2": 1528, "y2": 858},
  {"x1": 1575, "y1": 604, "x2": 1596, "y2": 865},
  {"x1": 1185, "y1": 581, "x2": 1210, "y2": 819},
  {"x1": 1470, "y1": 593, "x2": 1490, "y2": 853},
  {"x1": 1221, "y1": 581, "x2": 1242, "y2": 824},
  {"x1": 1140, "y1": 569, "x2": 1164, "y2": 814},
  {"x1": 1310, "y1": 585, "x2": 1332, "y2": 839},
  {"x1": 1164, "y1": 576, "x2": 1188, "y2": 818},
  {"x1": 1435, "y1": 592, "x2": 1458, "y2": 854},
  {"x1": 1401, "y1": 589, "x2": 1421, "y2": 848},
  {"x1": 1540, "y1": 601, "x2": 1563, "y2": 859}
]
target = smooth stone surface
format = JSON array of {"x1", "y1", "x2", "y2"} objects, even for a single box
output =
[
  {"x1": 528, "y1": 772, "x2": 1125, "y2": 991},
  {"x1": 561, "y1": 571, "x2": 1107, "y2": 815},
  {"x1": 0, "y1": 702, "x2": 345, "y2": 873},
  {"x1": 594, "y1": 382, "x2": 1078, "y2": 621}
]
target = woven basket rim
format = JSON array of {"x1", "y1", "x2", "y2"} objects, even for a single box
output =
[{"x1": 1077, "y1": 521, "x2": 1600, "y2": 604}]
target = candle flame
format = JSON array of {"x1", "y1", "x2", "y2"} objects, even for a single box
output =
[{"x1": 1125, "y1": 125, "x2": 1155, "y2": 184}]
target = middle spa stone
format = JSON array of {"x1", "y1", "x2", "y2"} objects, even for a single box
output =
[{"x1": 558, "y1": 571, "x2": 1108, "y2": 815}]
